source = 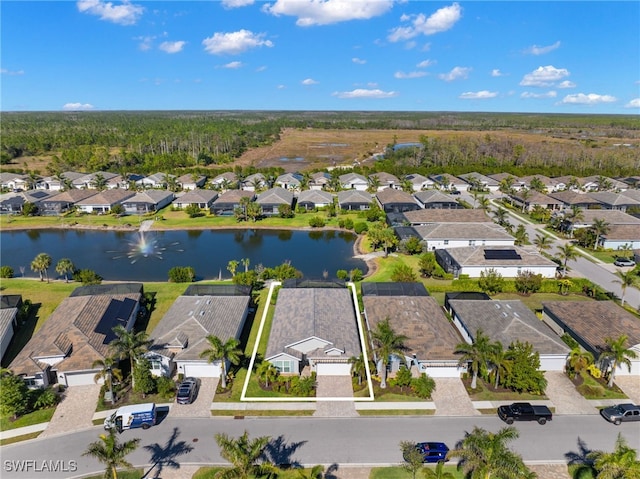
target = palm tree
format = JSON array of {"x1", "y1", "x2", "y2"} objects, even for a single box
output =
[
  {"x1": 83, "y1": 429, "x2": 140, "y2": 479},
  {"x1": 30, "y1": 252, "x2": 52, "y2": 282},
  {"x1": 488, "y1": 341, "x2": 512, "y2": 389},
  {"x1": 477, "y1": 196, "x2": 490, "y2": 212},
  {"x1": 533, "y1": 233, "x2": 552, "y2": 254},
  {"x1": 256, "y1": 361, "x2": 278, "y2": 388},
  {"x1": 588, "y1": 433, "x2": 640, "y2": 479},
  {"x1": 109, "y1": 326, "x2": 152, "y2": 389},
  {"x1": 449, "y1": 425, "x2": 534, "y2": 479},
  {"x1": 567, "y1": 347, "x2": 594, "y2": 380},
  {"x1": 93, "y1": 357, "x2": 123, "y2": 405},
  {"x1": 55, "y1": 258, "x2": 75, "y2": 282},
  {"x1": 454, "y1": 330, "x2": 493, "y2": 390},
  {"x1": 349, "y1": 353, "x2": 371, "y2": 386},
  {"x1": 556, "y1": 243, "x2": 578, "y2": 277},
  {"x1": 227, "y1": 260, "x2": 239, "y2": 278},
  {"x1": 297, "y1": 465, "x2": 325, "y2": 479},
  {"x1": 600, "y1": 335, "x2": 638, "y2": 388},
  {"x1": 370, "y1": 317, "x2": 408, "y2": 388},
  {"x1": 613, "y1": 269, "x2": 637, "y2": 306},
  {"x1": 92, "y1": 172, "x2": 108, "y2": 191},
  {"x1": 563, "y1": 206, "x2": 584, "y2": 235},
  {"x1": 214, "y1": 430, "x2": 279, "y2": 479},
  {"x1": 513, "y1": 224, "x2": 529, "y2": 246},
  {"x1": 423, "y1": 461, "x2": 456, "y2": 479},
  {"x1": 492, "y1": 208, "x2": 509, "y2": 227},
  {"x1": 367, "y1": 175, "x2": 382, "y2": 193},
  {"x1": 591, "y1": 218, "x2": 610, "y2": 250},
  {"x1": 529, "y1": 176, "x2": 547, "y2": 193},
  {"x1": 199, "y1": 336, "x2": 242, "y2": 389}
]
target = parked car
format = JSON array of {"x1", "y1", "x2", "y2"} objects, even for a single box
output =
[
  {"x1": 497, "y1": 402, "x2": 553, "y2": 425},
  {"x1": 600, "y1": 403, "x2": 640, "y2": 425},
  {"x1": 403, "y1": 442, "x2": 449, "y2": 464},
  {"x1": 613, "y1": 257, "x2": 636, "y2": 267},
  {"x1": 176, "y1": 377, "x2": 200, "y2": 405}
]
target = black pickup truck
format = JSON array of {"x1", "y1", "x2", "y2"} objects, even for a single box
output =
[{"x1": 497, "y1": 402, "x2": 553, "y2": 425}]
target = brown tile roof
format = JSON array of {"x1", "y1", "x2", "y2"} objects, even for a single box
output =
[
  {"x1": 542, "y1": 301, "x2": 640, "y2": 354},
  {"x1": 577, "y1": 210, "x2": 640, "y2": 226},
  {"x1": 375, "y1": 188, "x2": 417, "y2": 205},
  {"x1": 213, "y1": 190, "x2": 255, "y2": 204},
  {"x1": 602, "y1": 225, "x2": 640, "y2": 241},
  {"x1": 45, "y1": 189, "x2": 98, "y2": 203},
  {"x1": 75, "y1": 189, "x2": 135, "y2": 205},
  {"x1": 402, "y1": 209, "x2": 491, "y2": 224},
  {"x1": 413, "y1": 223, "x2": 514, "y2": 241},
  {"x1": 363, "y1": 295, "x2": 461, "y2": 360},
  {"x1": 548, "y1": 191, "x2": 601, "y2": 206}
]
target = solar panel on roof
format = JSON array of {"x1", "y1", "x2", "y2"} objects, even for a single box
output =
[{"x1": 484, "y1": 249, "x2": 521, "y2": 260}]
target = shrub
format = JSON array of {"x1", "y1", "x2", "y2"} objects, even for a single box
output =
[
  {"x1": 0, "y1": 265, "x2": 14, "y2": 278},
  {"x1": 74, "y1": 269, "x2": 103, "y2": 285},
  {"x1": 478, "y1": 268, "x2": 505, "y2": 294},
  {"x1": 395, "y1": 367, "x2": 413, "y2": 390},
  {"x1": 391, "y1": 263, "x2": 418, "y2": 282},
  {"x1": 418, "y1": 253, "x2": 437, "y2": 277},
  {"x1": 515, "y1": 270, "x2": 543, "y2": 294},
  {"x1": 411, "y1": 373, "x2": 436, "y2": 399},
  {"x1": 399, "y1": 236, "x2": 424, "y2": 255},
  {"x1": 168, "y1": 266, "x2": 195, "y2": 283},
  {"x1": 354, "y1": 222, "x2": 368, "y2": 234},
  {"x1": 185, "y1": 204, "x2": 204, "y2": 218},
  {"x1": 110, "y1": 204, "x2": 125, "y2": 215},
  {"x1": 342, "y1": 218, "x2": 354, "y2": 230},
  {"x1": 349, "y1": 268, "x2": 364, "y2": 282},
  {"x1": 156, "y1": 376, "x2": 176, "y2": 398},
  {"x1": 587, "y1": 364, "x2": 602, "y2": 379},
  {"x1": 308, "y1": 216, "x2": 326, "y2": 228},
  {"x1": 336, "y1": 269, "x2": 348, "y2": 280},
  {"x1": 30, "y1": 387, "x2": 58, "y2": 410}
]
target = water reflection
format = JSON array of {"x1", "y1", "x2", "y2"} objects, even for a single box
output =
[{"x1": 108, "y1": 231, "x2": 183, "y2": 264}]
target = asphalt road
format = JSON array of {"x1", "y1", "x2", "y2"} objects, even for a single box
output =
[{"x1": 2, "y1": 415, "x2": 639, "y2": 479}]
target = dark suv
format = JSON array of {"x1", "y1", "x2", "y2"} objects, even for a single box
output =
[
  {"x1": 403, "y1": 442, "x2": 449, "y2": 464},
  {"x1": 176, "y1": 377, "x2": 200, "y2": 405}
]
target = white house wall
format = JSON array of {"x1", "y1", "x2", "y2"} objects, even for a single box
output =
[
  {"x1": 315, "y1": 362, "x2": 352, "y2": 376},
  {"x1": 539, "y1": 355, "x2": 568, "y2": 372},
  {"x1": 603, "y1": 240, "x2": 640, "y2": 250},
  {"x1": 427, "y1": 239, "x2": 514, "y2": 250},
  {"x1": 179, "y1": 361, "x2": 221, "y2": 378},
  {"x1": 418, "y1": 363, "x2": 463, "y2": 378},
  {"x1": 460, "y1": 266, "x2": 556, "y2": 278},
  {"x1": 60, "y1": 370, "x2": 99, "y2": 387}
]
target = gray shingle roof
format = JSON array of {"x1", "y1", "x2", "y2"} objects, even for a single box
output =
[
  {"x1": 256, "y1": 187, "x2": 294, "y2": 205},
  {"x1": 413, "y1": 223, "x2": 514, "y2": 241},
  {"x1": 444, "y1": 245, "x2": 557, "y2": 267},
  {"x1": 402, "y1": 209, "x2": 491, "y2": 224}
]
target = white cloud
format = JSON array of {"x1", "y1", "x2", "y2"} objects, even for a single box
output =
[
  {"x1": 223, "y1": 61, "x2": 243, "y2": 69},
  {"x1": 525, "y1": 40, "x2": 561, "y2": 55},
  {"x1": 557, "y1": 80, "x2": 576, "y2": 89},
  {"x1": 388, "y1": 3, "x2": 462, "y2": 42},
  {"x1": 202, "y1": 30, "x2": 273, "y2": 55},
  {"x1": 263, "y1": 0, "x2": 393, "y2": 26},
  {"x1": 394, "y1": 71, "x2": 427, "y2": 79},
  {"x1": 1, "y1": 69, "x2": 24, "y2": 76},
  {"x1": 77, "y1": 0, "x2": 143, "y2": 26},
  {"x1": 625, "y1": 98, "x2": 640, "y2": 108},
  {"x1": 256, "y1": 65, "x2": 267, "y2": 72},
  {"x1": 159, "y1": 41, "x2": 186, "y2": 54},
  {"x1": 302, "y1": 78, "x2": 319, "y2": 85},
  {"x1": 352, "y1": 57, "x2": 366, "y2": 65},
  {"x1": 277, "y1": 84, "x2": 286, "y2": 89},
  {"x1": 416, "y1": 59, "x2": 435, "y2": 68},
  {"x1": 521, "y1": 91, "x2": 557, "y2": 99},
  {"x1": 520, "y1": 65, "x2": 569, "y2": 87},
  {"x1": 459, "y1": 90, "x2": 498, "y2": 99},
  {"x1": 438, "y1": 66, "x2": 471, "y2": 82},
  {"x1": 222, "y1": 0, "x2": 254, "y2": 8},
  {"x1": 561, "y1": 93, "x2": 617, "y2": 105},
  {"x1": 333, "y1": 88, "x2": 398, "y2": 99},
  {"x1": 62, "y1": 102, "x2": 94, "y2": 111},
  {"x1": 491, "y1": 69, "x2": 503, "y2": 77}
]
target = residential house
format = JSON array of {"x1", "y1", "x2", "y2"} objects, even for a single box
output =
[
  {"x1": 255, "y1": 187, "x2": 294, "y2": 216},
  {"x1": 508, "y1": 191, "x2": 563, "y2": 213},
  {"x1": 580, "y1": 175, "x2": 627, "y2": 192},
  {"x1": 487, "y1": 173, "x2": 525, "y2": 191},
  {"x1": 210, "y1": 172, "x2": 237, "y2": 190},
  {"x1": 339, "y1": 172, "x2": 369, "y2": 191},
  {"x1": 413, "y1": 223, "x2": 515, "y2": 251},
  {"x1": 548, "y1": 191, "x2": 602, "y2": 210},
  {"x1": 542, "y1": 301, "x2": 640, "y2": 376},
  {"x1": 172, "y1": 190, "x2": 218, "y2": 210},
  {"x1": 600, "y1": 225, "x2": 640, "y2": 250},
  {"x1": 146, "y1": 284, "x2": 251, "y2": 378},
  {"x1": 375, "y1": 188, "x2": 419, "y2": 214},
  {"x1": 309, "y1": 172, "x2": 331, "y2": 190},
  {"x1": 520, "y1": 175, "x2": 559, "y2": 192},
  {"x1": 122, "y1": 190, "x2": 174, "y2": 215},
  {"x1": 564, "y1": 210, "x2": 640, "y2": 232},
  {"x1": 296, "y1": 190, "x2": 334, "y2": 211},
  {"x1": 75, "y1": 189, "x2": 136, "y2": 214},
  {"x1": 35, "y1": 175, "x2": 63, "y2": 192},
  {"x1": 369, "y1": 172, "x2": 400, "y2": 191},
  {"x1": 449, "y1": 299, "x2": 570, "y2": 371},
  {"x1": 177, "y1": 173, "x2": 207, "y2": 191},
  {"x1": 72, "y1": 172, "x2": 120, "y2": 190},
  {"x1": 0, "y1": 190, "x2": 57, "y2": 215},
  {"x1": 435, "y1": 245, "x2": 558, "y2": 278},
  {"x1": 458, "y1": 172, "x2": 500, "y2": 192},
  {"x1": 136, "y1": 173, "x2": 174, "y2": 189},
  {"x1": 9, "y1": 283, "x2": 142, "y2": 388},
  {"x1": 0, "y1": 295, "x2": 22, "y2": 363},
  {"x1": 242, "y1": 173, "x2": 267, "y2": 192},
  {"x1": 413, "y1": 190, "x2": 463, "y2": 209},
  {"x1": 404, "y1": 173, "x2": 434, "y2": 192},
  {"x1": 429, "y1": 173, "x2": 469, "y2": 193},
  {"x1": 589, "y1": 191, "x2": 640, "y2": 212},
  {"x1": 361, "y1": 282, "x2": 463, "y2": 377},
  {"x1": 553, "y1": 176, "x2": 582, "y2": 191},
  {"x1": 265, "y1": 286, "x2": 361, "y2": 376},
  {"x1": 39, "y1": 189, "x2": 98, "y2": 216},
  {"x1": 337, "y1": 190, "x2": 372, "y2": 211},
  {"x1": 275, "y1": 173, "x2": 303, "y2": 191},
  {"x1": 399, "y1": 208, "x2": 491, "y2": 226},
  {"x1": 0, "y1": 172, "x2": 29, "y2": 192},
  {"x1": 210, "y1": 190, "x2": 255, "y2": 216}
]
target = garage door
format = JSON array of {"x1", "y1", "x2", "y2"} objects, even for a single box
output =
[
  {"x1": 63, "y1": 372, "x2": 96, "y2": 387},
  {"x1": 182, "y1": 363, "x2": 219, "y2": 378},
  {"x1": 316, "y1": 363, "x2": 351, "y2": 376}
]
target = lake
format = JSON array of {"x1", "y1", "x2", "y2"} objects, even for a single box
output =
[{"x1": 0, "y1": 228, "x2": 367, "y2": 282}]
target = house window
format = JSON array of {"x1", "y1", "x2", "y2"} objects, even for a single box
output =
[
  {"x1": 443, "y1": 240, "x2": 449, "y2": 245},
  {"x1": 150, "y1": 360, "x2": 162, "y2": 371},
  {"x1": 24, "y1": 377, "x2": 38, "y2": 388},
  {"x1": 272, "y1": 360, "x2": 293, "y2": 373}
]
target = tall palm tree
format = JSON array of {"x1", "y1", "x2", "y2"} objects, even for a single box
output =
[
  {"x1": 55, "y1": 258, "x2": 75, "y2": 282},
  {"x1": 492, "y1": 208, "x2": 509, "y2": 228},
  {"x1": 454, "y1": 330, "x2": 493, "y2": 390},
  {"x1": 109, "y1": 326, "x2": 152, "y2": 389},
  {"x1": 30, "y1": 252, "x2": 52, "y2": 282},
  {"x1": 533, "y1": 233, "x2": 552, "y2": 254},
  {"x1": 488, "y1": 341, "x2": 512, "y2": 389},
  {"x1": 199, "y1": 336, "x2": 242, "y2": 389},
  {"x1": 556, "y1": 243, "x2": 578, "y2": 277},
  {"x1": 591, "y1": 218, "x2": 610, "y2": 250},
  {"x1": 82, "y1": 429, "x2": 140, "y2": 479},
  {"x1": 588, "y1": 433, "x2": 640, "y2": 479},
  {"x1": 613, "y1": 269, "x2": 637, "y2": 307},
  {"x1": 349, "y1": 353, "x2": 372, "y2": 386},
  {"x1": 477, "y1": 196, "x2": 490, "y2": 212},
  {"x1": 449, "y1": 425, "x2": 534, "y2": 479},
  {"x1": 600, "y1": 335, "x2": 638, "y2": 388},
  {"x1": 214, "y1": 430, "x2": 279, "y2": 479},
  {"x1": 93, "y1": 357, "x2": 123, "y2": 405},
  {"x1": 371, "y1": 317, "x2": 408, "y2": 388},
  {"x1": 255, "y1": 361, "x2": 278, "y2": 388}
]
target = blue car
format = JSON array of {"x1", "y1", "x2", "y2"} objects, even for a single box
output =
[{"x1": 404, "y1": 442, "x2": 449, "y2": 463}]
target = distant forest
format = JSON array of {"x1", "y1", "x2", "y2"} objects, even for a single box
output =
[{"x1": 1, "y1": 110, "x2": 639, "y2": 179}]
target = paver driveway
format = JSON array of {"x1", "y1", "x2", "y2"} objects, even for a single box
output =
[
  {"x1": 40, "y1": 384, "x2": 101, "y2": 438},
  {"x1": 314, "y1": 375, "x2": 357, "y2": 417},
  {"x1": 168, "y1": 377, "x2": 218, "y2": 418},
  {"x1": 544, "y1": 371, "x2": 597, "y2": 414},
  {"x1": 432, "y1": 378, "x2": 479, "y2": 416}
]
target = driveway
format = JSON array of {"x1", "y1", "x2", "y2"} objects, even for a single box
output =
[
  {"x1": 544, "y1": 371, "x2": 597, "y2": 415},
  {"x1": 40, "y1": 384, "x2": 101, "y2": 438},
  {"x1": 613, "y1": 376, "x2": 640, "y2": 403},
  {"x1": 168, "y1": 377, "x2": 218, "y2": 418},
  {"x1": 314, "y1": 375, "x2": 357, "y2": 417},
  {"x1": 432, "y1": 378, "x2": 479, "y2": 416}
]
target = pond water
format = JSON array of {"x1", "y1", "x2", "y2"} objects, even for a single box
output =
[{"x1": 0, "y1": 229, "x2": 366, "y2": 282}]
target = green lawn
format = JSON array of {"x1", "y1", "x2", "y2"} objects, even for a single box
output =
[
  {"x1": 0, "y1": 431, "x2": 42, "y2": 446},
  {"x1": 83, "y1": 469, "x2": 143, "y2": 479},
  {"x1": 193, "y1": 466, "x2": 330, "y2": 479},
  {"x1": 0, "y1": 408, "x2": 55, "y2": 431},
  {"x1": 370, "y1": 465, "x2": 465, "y2": 479}
]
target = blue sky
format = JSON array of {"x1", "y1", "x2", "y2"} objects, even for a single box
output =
[{"x1": 2, "y1": 1, "x2": 639, "y2": 113}]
